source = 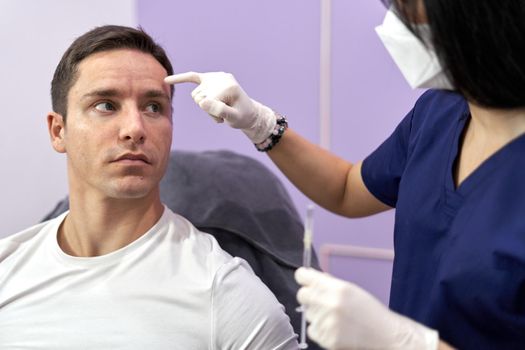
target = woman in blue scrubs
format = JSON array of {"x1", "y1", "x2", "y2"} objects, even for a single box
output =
[{"x1": 166, "y1": 0, "x2": 525, "y2": 348}]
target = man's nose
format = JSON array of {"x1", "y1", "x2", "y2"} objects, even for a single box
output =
[{"x1": 119, "y1": 108, "x2": 146, "y2": 144}]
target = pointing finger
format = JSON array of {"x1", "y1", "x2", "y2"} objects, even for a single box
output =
[{"x1": 165, "y1": 71, "x2": 202, "y2": 85}]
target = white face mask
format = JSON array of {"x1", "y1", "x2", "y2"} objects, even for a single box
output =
[{"x1": 375, "y1": 9, "x2": 454, "y2": 90}]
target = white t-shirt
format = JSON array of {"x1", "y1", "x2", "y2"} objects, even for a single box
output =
[{"x1": 0, "y1": 206, "x2": 298, "y2": 349}]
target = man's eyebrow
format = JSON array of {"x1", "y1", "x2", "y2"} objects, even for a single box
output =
[
  {"x1": 81, "y1": 89, "x2": 121, "y2": 100},
  {"x1": 81, "y1": 89, "x2": 171, "y2": 101},
  {"x1": 143, "y1": 90, "x2": 171, "y2": 101}
]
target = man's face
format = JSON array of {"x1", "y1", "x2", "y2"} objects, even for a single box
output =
[{"x1": 51, "y1": 49, "x2": 173, "y2": 200}]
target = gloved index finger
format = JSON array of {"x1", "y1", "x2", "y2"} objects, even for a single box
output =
[{"x1": 164, "y1": 71, "x2": 202, "y2": 85}]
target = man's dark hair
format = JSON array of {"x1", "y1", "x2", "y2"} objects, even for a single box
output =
[
  {"x1": 394, "y1": 0, "x2": 525, "y2": 109},
  {"x1": 51, "y1": 25, "x2": 174, "y2": 119}
]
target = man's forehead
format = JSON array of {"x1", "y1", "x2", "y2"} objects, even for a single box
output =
[
  {"x1": 72, "y1": 49, "x2": 171, "y2": 98},
  {"x1": 77, "y1": 48, "x2": 164, "y2": 70}
]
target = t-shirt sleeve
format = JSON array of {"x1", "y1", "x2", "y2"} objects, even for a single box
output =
[
  {"x1": 211, "y1": 257, "x2": 298, "y2": 350},
  {"x1": 361, "y1": 107, "x2": 415, "y2": 207}
]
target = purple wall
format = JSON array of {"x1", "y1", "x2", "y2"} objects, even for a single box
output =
[{"x1": 138, "y1": 0, "x2": 422, "y2": 304}]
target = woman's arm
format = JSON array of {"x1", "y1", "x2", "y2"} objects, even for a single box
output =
[{"x1": 268, "y1": 128, "x2": 391, "y2": 217}]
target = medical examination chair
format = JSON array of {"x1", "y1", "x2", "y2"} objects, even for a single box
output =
[{"x1": 43, "y1": 150, "x2": 322, "y2": 349}]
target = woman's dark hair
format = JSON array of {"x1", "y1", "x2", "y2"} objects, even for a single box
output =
[
  {"x1": 51, "y1": 25, "x2": 174, "y2": 119},
  {"x1": 393, "y1": 0, "x2": 525, "y2": 109}
]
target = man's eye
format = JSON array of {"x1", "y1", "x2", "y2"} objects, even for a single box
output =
[
  {"x1": 146, "y1": 103, "x2": 160, "y2": 113},
  {"x1": 94, "y1": 102, "x2": 115, "y2": 112}
]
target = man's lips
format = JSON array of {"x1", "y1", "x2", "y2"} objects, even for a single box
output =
[{"x1": 112, "y1": 153, "x2": 151, "y2": 164}]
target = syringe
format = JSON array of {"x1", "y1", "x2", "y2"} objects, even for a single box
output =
[{"x1": 298, "y1": 204, "x2": 314, "y2": 349}]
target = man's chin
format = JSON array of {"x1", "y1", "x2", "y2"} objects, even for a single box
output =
[
  {"x1": 105, "y1": 180, "x2": 157, "y2": 199},
  {"x1": 110, "y1": 190, "x2": 151, "y2": 199}
]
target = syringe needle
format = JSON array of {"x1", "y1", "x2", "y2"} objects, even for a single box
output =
[{"x1": 299, "y1": 204, "x2": 315, "y2": 349}]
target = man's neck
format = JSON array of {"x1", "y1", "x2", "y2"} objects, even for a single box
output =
[{"x1": 58, "y1": 191, "x2": 164, "y2": 257}]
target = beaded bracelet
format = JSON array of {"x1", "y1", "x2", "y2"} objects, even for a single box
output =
[{"x1": 255, "y1": 113, "x2": 288, "y2": 152}]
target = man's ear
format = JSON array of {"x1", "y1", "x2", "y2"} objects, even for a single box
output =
[{"x1": 47, "y1": 112, "x2": 66, "y2": 153}]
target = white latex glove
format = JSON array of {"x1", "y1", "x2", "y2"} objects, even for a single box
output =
[
  {"x1": 165, "y1": 72, "x2": 277, "y2": 144},
  {"x1": 295, "y1": 268, "x2": 439, "y2": 350}
]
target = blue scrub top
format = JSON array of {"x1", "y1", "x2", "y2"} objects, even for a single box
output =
[{"x1": 362, "y1": 90, "x2": 525, "y2": 349}]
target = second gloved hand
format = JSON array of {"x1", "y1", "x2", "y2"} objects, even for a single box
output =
[
  {"x1": 165, "y1": 72, "x2": 276, "y2": 144},
  {"x1": 295, "y1": 267, "x2": 439, "y2": 350}
]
